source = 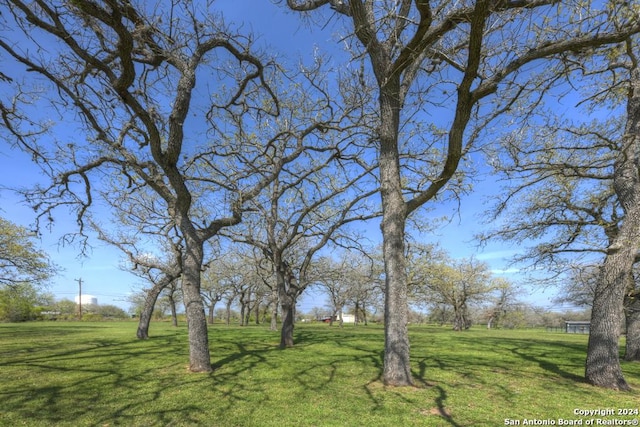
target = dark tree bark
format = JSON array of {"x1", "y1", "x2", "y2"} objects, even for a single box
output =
[
  {"x1": 270, "y1": 288, "x2": 279, "y2": 331},
  {"x1": 625, "y1": 291, "x2": 640, "y2": 361},
  {"x1": 168, "y1": 290, "x2": 178, "y2": 328},
  {"x1": 225, "y1": 296, "x2": 234, "y2": 327},
  {"x1": 275, "y1": 253, "x2": 298, "y2": 348},
  {"x1": 586, "y1": 60, "x2": 640, "y2": 390},
  {"x1": 208, "y1": 301, "x2": 217, "y2": 325},
  {"x1": 244, "y1": 294, "x2": 252, "y2": 326},
  {"x1": 360, "y1": 303, "x2": 368, "y2": 326},
  {"x1": 136, "y1": 275, "x2": 181, "y2": 339},
  {"x1": 239, "y1": 290, "x2": 248, "y2": 327},
  {"x1": 452, "y1": 304, "x2": 467, "y2": 332},
  {"x1": 137, "y1": 280, "x2": 168, "y2": 339},
  {"x1": 279, "y1": 291, "x2": 296, "y2": 348}
]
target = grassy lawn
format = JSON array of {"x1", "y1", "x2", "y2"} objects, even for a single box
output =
[{"x1": 0, "y1": 322, "x2": 638, "y2": 426}]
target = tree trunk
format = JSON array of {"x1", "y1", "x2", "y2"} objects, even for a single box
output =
[
  {"x1": 463, "y1": 303, "x2": 471, "y2": 330},
  {"x1": 181, "y1": 236, "x2": 212, "y2": 373},
  {"x1": 624, "y1": 292, "x2": 640, "y2": 361},
  {"x1": 586, "y1": 67, "x2": 640, "y2": 390},
  {"x1": 169, "y1": 294, "x2": 178, "y2": 327},
  {"x1": 270, "y1": 296, "x2": 278, "y2": 331},
  {"x1": 269, "y1": 286, "x2": 279, "y2": 331},
  {"x1": 239, "y1": 295, "x2": 246, "y2": 326},
  {"x1": 379, "y1": 84, "x2": 413, "y2": 386},
  {"x1": 254, "y1": 299, "x2": 261, "y2": 325},
  {"x1": 453, "y1": 307, "x2": 465, "y2": 332},
  {"x1": 362, "y1": 302, "x2": 368, "y2": 326},
  {"x1": 275, "y1": 252, "x2": 298, "y2": 348},
  {"x1": 244, "y1": 301, "x2": 251, "y2": 326},
  {"x1": 276, "y1": 266, "x2": 295, "y2": 348},
  {"x1": 225, "y1": 298, "x2": 233, "y2": 326},
  {"x1": 137, "y1": 278, "x2": 170, "y2": 339},
  {"x1": 280, "y1": 297, "x2": 295, "y2": 348},
  {"x1": 586, "y1": 254, "x2": 631, "y2": 390},
  {"x1": 208, "y1": 300, "x2": 216, "y2": 325}
]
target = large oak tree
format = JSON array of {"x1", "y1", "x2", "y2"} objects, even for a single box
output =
[
  {"x1": 286, "y1": 0, "x2": 640, "y2": 385},
  {"x1": 481, "y1": 34, "x2": 640, "y2": 389},
  {"x1": 0, "y1": 0, "x2": 328, "y2": 372}
]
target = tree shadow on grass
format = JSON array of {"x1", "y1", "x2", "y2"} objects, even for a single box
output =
[
  {"x1": 3, "y1": 324, "x2": 602, "y2": 426},
  {"x1": 0, "y1": 331, "x2": 205, "y2": 425},
  {"x1": 2, "y1": 324, "x2": 293, "y2": 425},
  {"x1": 294, "y1": 327, "x2": 467, "y2": 426},
  {"x1": 456, "y1": 335, "x2": 587, "y2": 383}
]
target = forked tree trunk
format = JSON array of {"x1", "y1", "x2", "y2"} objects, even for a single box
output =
[
  {"x1": 137, "y1": 276, "x2": 173, "y2": 339},
  {"x1": 453, "y1": 307, "x2": 466, "y2": 332},
  {"x1": 137, "y1": 285, "x2": 163, "y2": 339}
]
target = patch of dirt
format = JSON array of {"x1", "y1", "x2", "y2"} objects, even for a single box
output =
[{"x1": 421, "y1": 406, "x2": 453, "y2": 418}]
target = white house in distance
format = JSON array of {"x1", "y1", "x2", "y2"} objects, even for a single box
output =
[
  {"x1": 75, "y1": 295, "x2": 98, "y2": 306},
  {"x1": 341, "y1": 314, "x2": 355, "y2": 324}
]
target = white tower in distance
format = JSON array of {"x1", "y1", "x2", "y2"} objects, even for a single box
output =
[{"x1": 75, "y1": 295, "x2": 98, "y2": 306}]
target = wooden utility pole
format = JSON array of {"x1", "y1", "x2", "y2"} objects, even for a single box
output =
[{"x1": 75, "y1": 278, "x2": 83, "y2": 319}]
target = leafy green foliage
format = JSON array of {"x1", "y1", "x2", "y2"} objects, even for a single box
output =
[
  {"x1": 0, "y1": 282, "x2": 40, "y2": 321},
  {"x1": 0, "y1": 322, "x2": 637, "y2": 426},
  {"x1": 0, "y1": 217, "x2": 57, "y2": 287}
]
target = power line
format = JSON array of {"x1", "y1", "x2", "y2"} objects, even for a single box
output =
[{"x1": 75, "y1": 277, "x2": 83, "y2": 319}]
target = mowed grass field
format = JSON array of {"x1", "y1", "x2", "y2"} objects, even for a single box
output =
[{"x1": 0, "y1": 322, "x2": 639, "y2": 427}]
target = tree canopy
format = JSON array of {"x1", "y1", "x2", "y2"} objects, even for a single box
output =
[{"x1": 0, "y1": 217, "x2": 56, "y2": 287}]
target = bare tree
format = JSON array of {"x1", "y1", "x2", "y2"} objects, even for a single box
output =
[
  {"x1": 231, "y1": 148, "x2": 377, "y2": 347},
  {"x1": 285, "y1": 0, "x2": 640, "y2": 385},
  {"x1": 586, "y1": 41, "x2": 640, "y2": 389},
  {"x1": 481, "y1": 35, "x2": 640, "y2": 388},
  {"x1": 0, "y1": 1, "x2": 332, "y2": 372},
  {"x1": 201, "y1": 260, "x2": 233, "y2": 325},
  {"x1": 223, "y1": 61, "x2": 379, "y2": 346},
  {"x1": 92, "y1": 183, "x2": 184, "y2": 338},
  {"x1": 329, "y1": 251, "x2": 384, "y2": 326},
  {"x1": 315, "y1": 256, "x2": 352, "y2": 327}
]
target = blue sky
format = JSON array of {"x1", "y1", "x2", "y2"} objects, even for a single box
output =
[{"x1": 0, "y1": 1, "x2": 568, "y2": 313}]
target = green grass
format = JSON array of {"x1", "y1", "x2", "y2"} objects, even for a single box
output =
[{"x1": 0, "y1": 322, "x2": 638, "y2": 426}]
